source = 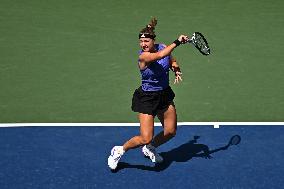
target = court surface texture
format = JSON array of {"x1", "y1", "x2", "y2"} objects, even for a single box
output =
[
  {"x1": 0, "y1": 125, "x2": 283, "y2": 189},
  {"x1": 1, "y1": 0, "x2": 284, "y2": 123}
]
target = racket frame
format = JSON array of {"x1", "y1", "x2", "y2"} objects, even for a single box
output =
[{"x1": 188, "y1": 32, "x2": 210, "y2": 55}]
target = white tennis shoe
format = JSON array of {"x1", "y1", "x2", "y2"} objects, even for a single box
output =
[
  {"x1": 142, "y1": 144, "x2": 163, "y2": 163},
  {"x1": 108, "y1": 146, "x2": 125, "y2": 170}
]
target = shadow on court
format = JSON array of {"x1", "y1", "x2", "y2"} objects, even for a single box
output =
[{"x1": 114, "y1": 135, "x2": 241, "y2": 172}]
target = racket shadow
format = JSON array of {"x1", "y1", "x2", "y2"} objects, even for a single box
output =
[{"x1": 114, "y1": 135, "x2": 241, "y2": 173}]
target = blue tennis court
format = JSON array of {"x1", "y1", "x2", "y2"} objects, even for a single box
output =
[{"x1": 0, "y1": 125, "x2": 283, "y2": 189}]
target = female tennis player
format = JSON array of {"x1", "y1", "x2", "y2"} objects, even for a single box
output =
[{"x1": 108, "y1": 18, "x2": 189, "y2": 170}]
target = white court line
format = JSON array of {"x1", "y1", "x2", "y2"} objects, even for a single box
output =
[{"x1": 0, "y1": 122, "x2": 283, "y2": 128}]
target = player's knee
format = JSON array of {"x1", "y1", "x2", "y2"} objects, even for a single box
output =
[
  {"x1": 165, "y1": 128, "x2": 176, "y2": 138},
  {"x1": 169, "y1": 130, "x2": 176, "y2": 137},
  {"x1": 140, "y1": 136, "x2": 152, "y2": 145}
]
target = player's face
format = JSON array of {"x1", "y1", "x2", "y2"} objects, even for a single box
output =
[{"x1": 139, "y1": 38, "x2": 154, "y2": 52}]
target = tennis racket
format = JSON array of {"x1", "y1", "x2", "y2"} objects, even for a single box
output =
[
  {"x1": 188, "y1": 32, "x2": 210, "y2": 55},
  {"x1": 228, "y1": 135, "x2": 241, "y2": 146}
]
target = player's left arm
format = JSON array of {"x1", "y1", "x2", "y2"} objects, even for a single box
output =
[{"x1": 170, "y1": 55, "x2": 183, "y2": 84}]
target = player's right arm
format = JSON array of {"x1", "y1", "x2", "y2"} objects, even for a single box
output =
[
  {"x1": 138, "y1": 44, "x2": 176, "y2": 70},
  {"x1": 138, "y1": 35, "x2": 189, "y2": 70}
]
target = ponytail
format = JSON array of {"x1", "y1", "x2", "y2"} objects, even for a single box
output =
[{"x1": 139, "y1": 17, "x2": 158, "y2": 39}]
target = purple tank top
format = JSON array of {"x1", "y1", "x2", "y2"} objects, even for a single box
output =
[{"x1": 138, "y1": 44, "x2": 171, "y2": 91}]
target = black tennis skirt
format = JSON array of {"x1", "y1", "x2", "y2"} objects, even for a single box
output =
[{"x1": 131, "y1": 86, "x2": 175, "y2": 116}]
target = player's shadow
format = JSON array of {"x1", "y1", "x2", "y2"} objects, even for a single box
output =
[{"x1": 114, "y1": 135, "x2": 240, "y2": 172}]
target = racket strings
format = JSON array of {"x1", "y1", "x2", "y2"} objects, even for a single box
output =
[
  {"x1": 193, "y1": 33, "x2": 210, "y2": 55},
  {"x1": 189, "y1": 32, "x2": 210, "y2": 55},
  {"x1": 195, "y1": 35, "x2": 209, "y2": 53}
]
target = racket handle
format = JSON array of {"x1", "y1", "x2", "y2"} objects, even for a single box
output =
[
  {"x1": 188, "y1": 33, "x2": 196, "y2": 44},
  {"x1": 188, "y1": 39, "x2": 192, "y2": 43}
]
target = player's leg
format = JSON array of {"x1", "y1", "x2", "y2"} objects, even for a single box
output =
[
  {"x1": 108, "y1": 113, "x2": 154, "y2": 169},
  {"x1": 152, "y1": 104, "x2": 177, "y2": 147},
  {"x1": 142, "y1": 104, "x2": 177, "y2": 163},
  {"x1": 123, "y1": 113, "x2": 154, "y2": 151}
]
